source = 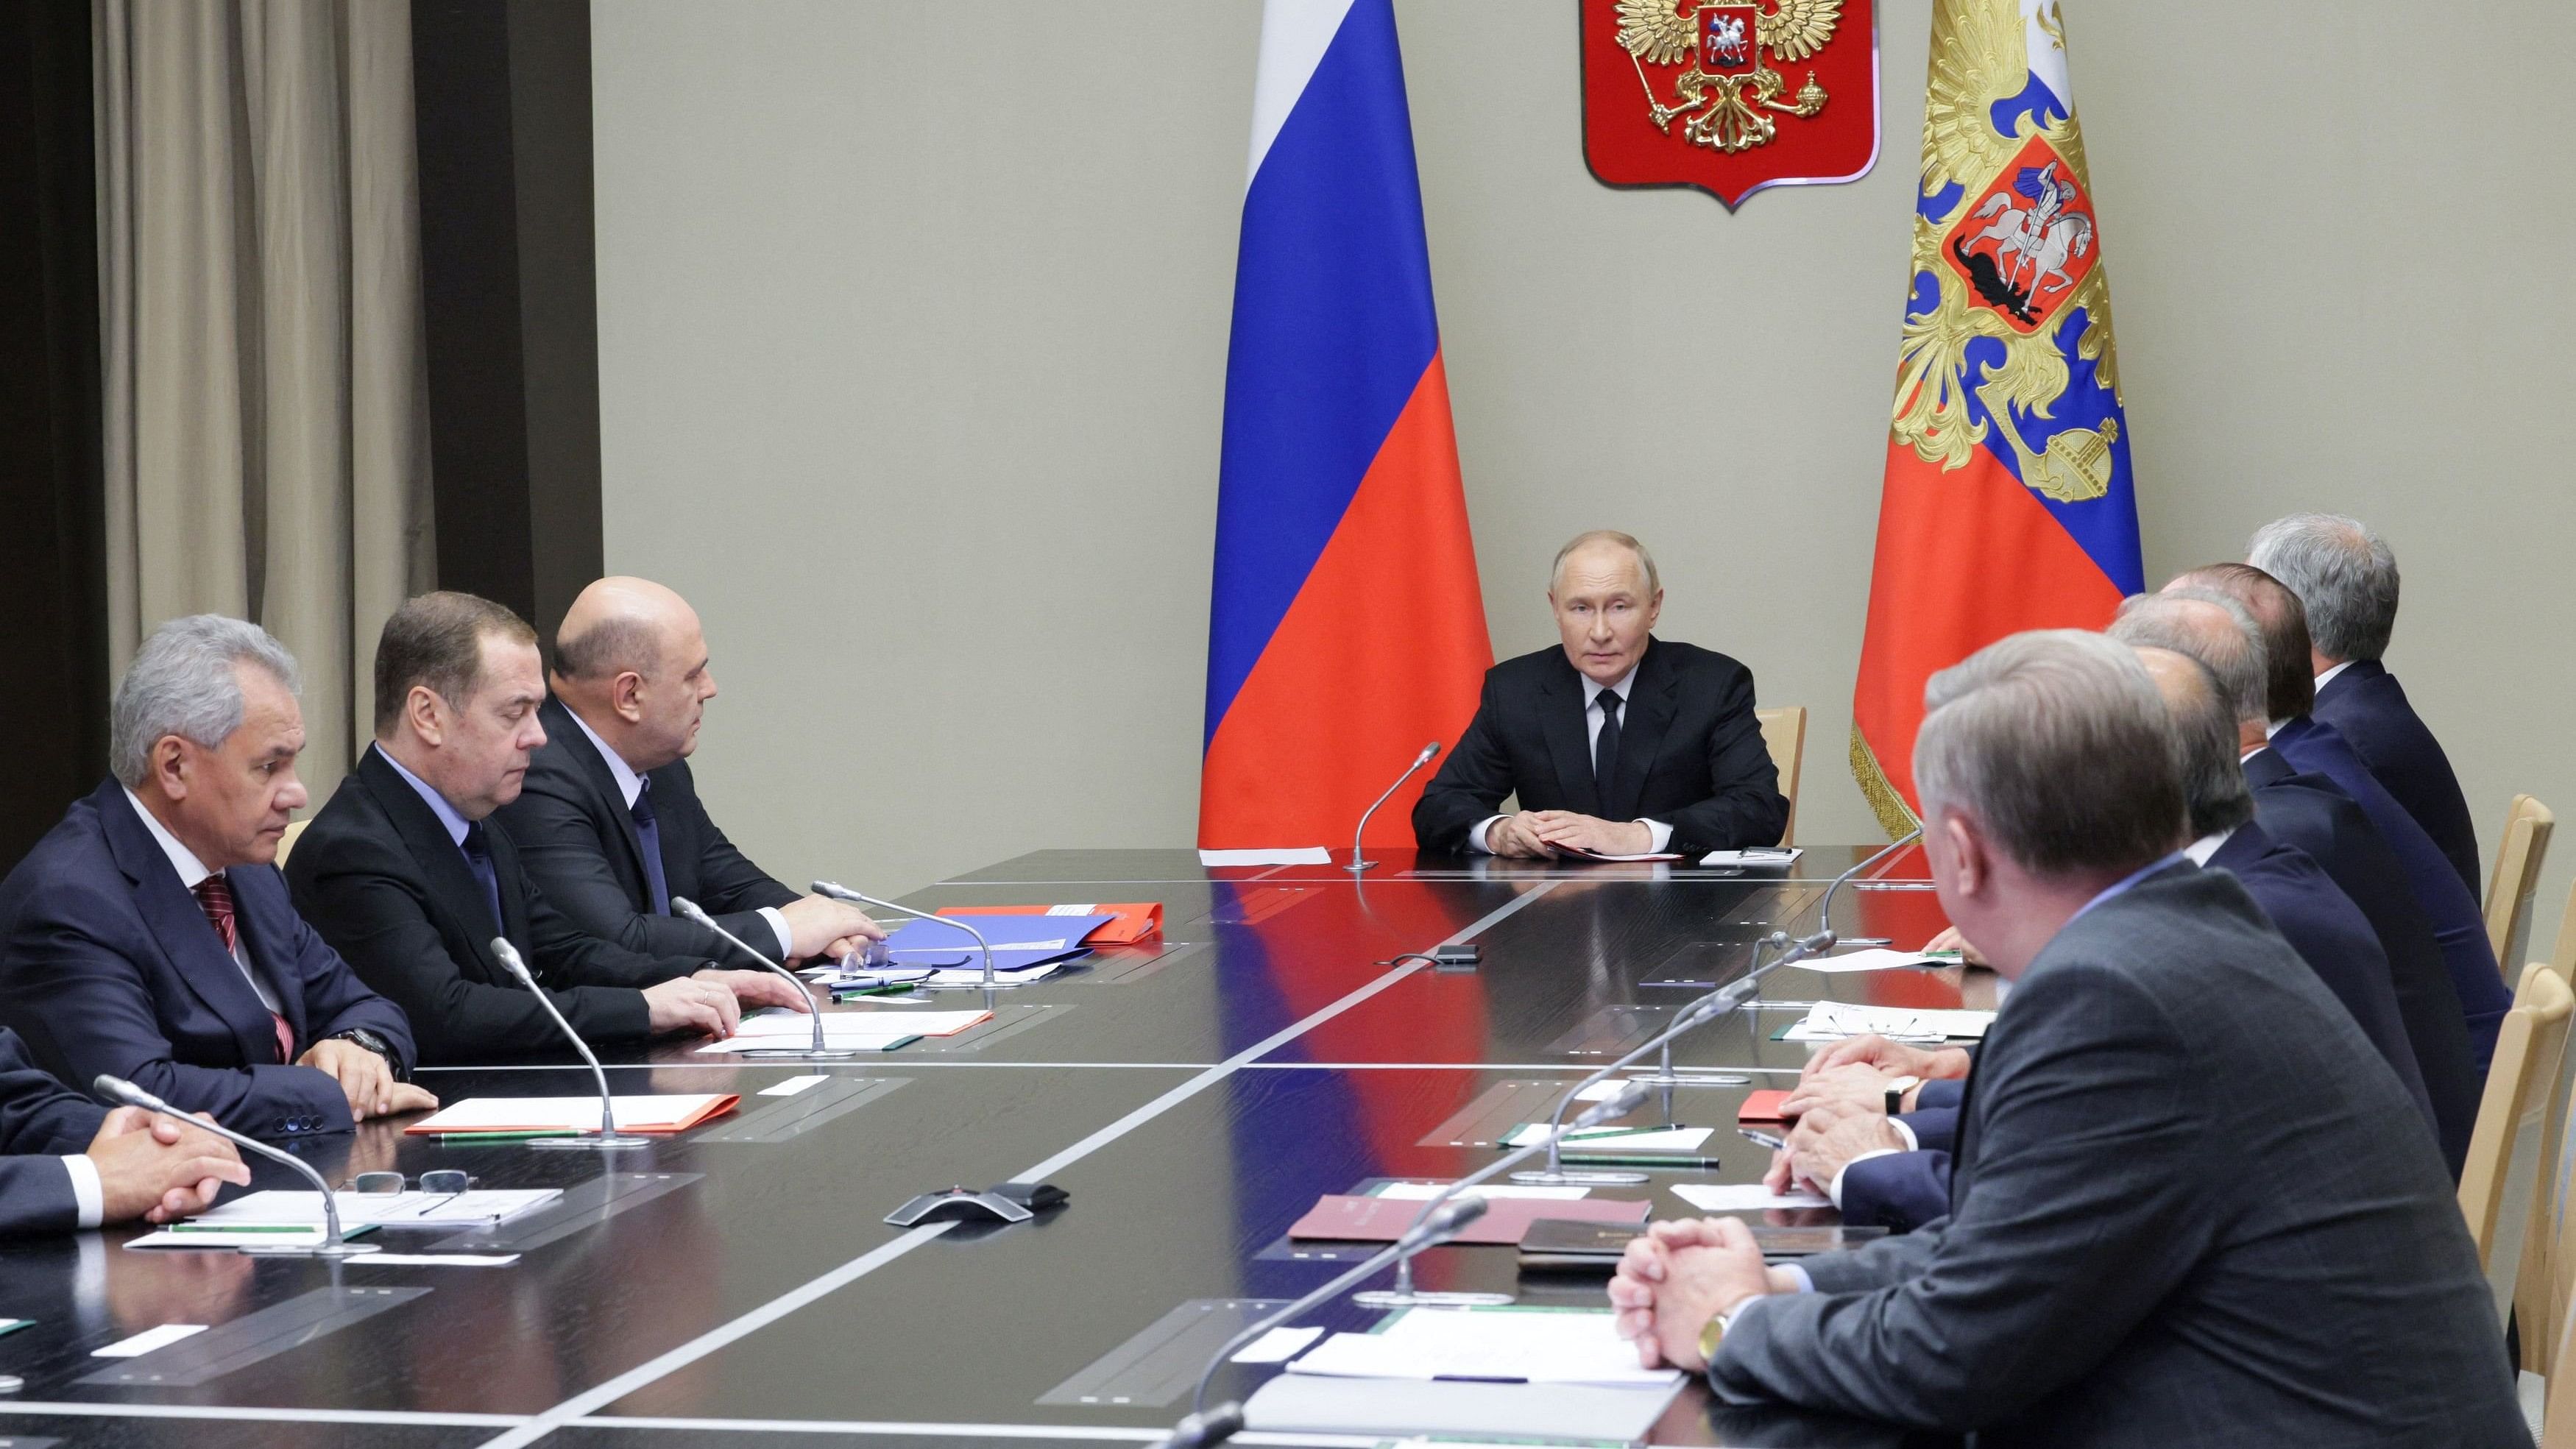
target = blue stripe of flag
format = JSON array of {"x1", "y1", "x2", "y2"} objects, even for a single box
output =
[{"x1": 1203, "y1": 0, "x2": 1440, "y2": 748}]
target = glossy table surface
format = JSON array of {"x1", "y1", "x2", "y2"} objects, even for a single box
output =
[{"x1": 0, "y1": 848, "x2": 1974, "y2": 1449}]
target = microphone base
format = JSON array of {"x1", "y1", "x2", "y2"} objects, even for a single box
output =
[
  {"x1": 530, "y1": 1133, "x2": 654, "y2": 1150},
  {"x1": 1345, "y1": 857, "x2": 1377, "y2": 874},
  {"x1": 1507, "y1": 1167, "x2": 1652, "y2": 1186},
  {"x1": 1625, "y1": 1070, "x2": 1751, "y2": 1088},
  {"x1": 241, "y1": 1240, "x2": 381, "y2": 1258},
  {"x1": 734, "y1": 1047, "x2": 866, "y2": 1060},
  {"x1": 1351, "y1": 1287, "x2": 1513, "y2": 1308}
]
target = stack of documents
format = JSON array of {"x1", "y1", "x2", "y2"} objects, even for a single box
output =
[
  {"x1": 1779, "y1": 1000, "x2": 1995, "y2": 1041},
  {"x1": 696, "y1": 1007, "x2": 988, "y2": 1054},
  {"x1": 935, "y1": 901, "x2": 1163, "y2": 944},
  {"x1": 184, "y1": 1188, "x2": 562, "y2": 1227},
  {"x1": 1700, "y1": 847, "x2": 1802, "y2": 867},
  {"x1": 1797, "y1": 946, "x2": 1961, "y2": 974},
  {"x1": 1499, "y1": 1123, "x2": 1713, "y2": 1155},
  {"x1": 872, "y1": 914, "x2": 1108, "y2": 980},
  {"x1": 1288, "y1": 1305, "x2": 1680, "y2": 1387},
  {"x1": 1242, "y1": 1306, "x2": 1684, "y2": 1442},
  {"x1": 404, "y1": 1094, "x2": 738, "y2": 1136}
]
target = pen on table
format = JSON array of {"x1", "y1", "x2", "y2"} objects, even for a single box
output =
[{"x1": 1738, "y1": 1127, "x2": 1787, "y2": 1151}]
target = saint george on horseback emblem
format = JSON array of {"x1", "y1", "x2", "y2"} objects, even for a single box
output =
[{"x1": 1942, "y1": 135, "x2": 2098, "y2": 335}]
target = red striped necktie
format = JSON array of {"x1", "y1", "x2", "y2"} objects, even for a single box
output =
[{"x1": 191, "y1": 874, "x2": 295, "y2": 1064}]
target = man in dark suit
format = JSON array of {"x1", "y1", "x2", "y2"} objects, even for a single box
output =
[
  {"x1": 1776, "y1": 637, "x2": 2438, "y2": 1232},
  {"x1": 495, "y1": 578, "x2": 880, "y2": 966},
  {"x1": 0, "y1": 1027, "x2": 248, "y2": 1234},
  {"x1": 1609, "y1": 630, "x2": 2520, "y2": 1447},
  {"x1": 1412, "y1": 531, "x2": 1786, "y2": 857},
  {"x1": 0, "y1": 617, "x2": 428, "y2": 1138},
  {"x1": 2169, "y1": 564, "x2": 2510, "y2": 1073},
  {"x1": 2251, "y1": 514, "x2": 2482, "y2": 892},
  {"x1": 288, "y1": 592, "x2": 807, "y2": 1065}
]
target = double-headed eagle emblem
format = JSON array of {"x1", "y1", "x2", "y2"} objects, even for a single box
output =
[{"x1": 1612, "y1": 0, "x2": 1843, "y2": 153}]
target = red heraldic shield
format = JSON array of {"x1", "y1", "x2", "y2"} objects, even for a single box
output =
[{"x1": 1582, "y1": 0, "x2": 1879, "y2": 208}]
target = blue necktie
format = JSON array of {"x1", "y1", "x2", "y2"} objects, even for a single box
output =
[
  {"x1": 459, "y1": 821, "x2": 505, "y2": 933},
  {"x1": 630, "y1": 779, "x2": 672, "y2": 916}
]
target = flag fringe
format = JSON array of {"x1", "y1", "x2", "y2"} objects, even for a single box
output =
[{"x1": 1848, "y1": 725, "x2": 1922, "y2": 841}]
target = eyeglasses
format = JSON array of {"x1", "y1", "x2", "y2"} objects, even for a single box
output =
[{"x1": 347, "y1": 1169, "x2": 477, "y2": 1219}]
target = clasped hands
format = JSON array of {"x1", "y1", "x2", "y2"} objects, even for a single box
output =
[
  {"x1": 1760, "y1": 1031, "x2": 1975, "y2": 1196},
  {"x1": 1485, "y1": 810, "x2": 1653, "y2": 858}
]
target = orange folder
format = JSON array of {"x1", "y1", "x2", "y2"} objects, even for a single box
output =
[{"x1": 935, "y1": 902, "x2": 1162, "y2": 946}]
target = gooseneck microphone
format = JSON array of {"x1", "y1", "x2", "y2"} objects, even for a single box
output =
[
  {"x1": 671, "y1": 897, "x2": 856, "y2": 1060},
  {"x1": 91, "y1": 1074, "x2": 378, "y2": 1258},
  {"x1": 810, "y1": 881, "x2": 1002, "y2": 989},
  {"x1": 1348, "y1": 742, "x2": 1441, "y2": 875},
  {"x1": 1156, "y1": 1194, "x2": 1490, "y2": 1448},
  {"x1": 1354, "y1": 1077, "x2": 1650, "y2": 1310},
  {"x1": 491, "y1": 938, "x2": 650, "y2": 1150},
  {"x1": 1510, "y1": 826, "x2": 1927, "y2": 1187}
]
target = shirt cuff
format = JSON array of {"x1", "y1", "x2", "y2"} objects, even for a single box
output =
[
  {"x1": 1888, "y1": 1117, "x2": 1918, "y2": 1151},
  {"x1": 1776, "y1": 1262, "x2": 1814, "y2": 1294},
  {"x1": 757, "y1": 907, "x2": 795, "y2": 959},
  {"x1": 61, "y1": 1154, "x2": 103, "y2": 1229},
  {"x1": 1637, "y1": 818, "x2": 1674, "y2": 854},
  {"x1": 1465, "y1": 815, "x2": 1507, "y2": 854},
  {"x1": 1826, "y1": 1147, "x2": 1908, "y2": 1210}
]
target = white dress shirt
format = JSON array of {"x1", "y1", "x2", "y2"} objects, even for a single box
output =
[
  {"x1": 2314, "y1": 660, "x2": 2355, "y2": 693},
  {"x1": 1469, "y1": 664, "x2": 1676, "y2": 854},
  {"x1": 2183, "y1": 828, "x2": 2236, "y2": 866},
  {"x1": 562, "y1": 709, "x2": 794, "y2": 959}
]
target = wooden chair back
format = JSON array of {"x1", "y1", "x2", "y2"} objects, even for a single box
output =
[
  {"x1": 275, "y1": 818, "x2": 311, "y2": 868},
  {"x1": 1755, "y1": 706, "x2": 1806, "y2": 848},
  {"x1": 2489, "y1": 794, "x2": 2556, "y2": 974},
  {"x1": 2462, "y1": 963, "x2": 2576, "y2": 1331}
]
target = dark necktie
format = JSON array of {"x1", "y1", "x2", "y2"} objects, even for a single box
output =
[
  {"x1": 459, "y1": 821, "x2": 505, "y2": 934},
  {"x1": 630, "y1": 779, "x2": 672, "y2": 916},
  {"x1": 193, "y1": 874, "x2": 294, "y2": 1063},
  {"x1": 1594, "y1": 690, "x2": 1624, "y2": 802}
]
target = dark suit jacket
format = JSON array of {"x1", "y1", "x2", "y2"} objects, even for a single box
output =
[
  {"x1": 1841, "y1": 830, "x2": 2438, "y2": 1234},
  {"x1": 286, "y1": 747, "x2": 707, "y2": 1064},
  {"x1": 2207, "y1": 821, "x2": 2437, "y2": 1136},
  {"x1": 0, "y1": 780, "x2": 414, "y2": 1139},
  {"x1": 1712, "y1": 865, "x2": 2521, "y2": 1446},
  {"x1": 2270, "y1": 716, "x2": 2509, "y2": 1070},
  {"x1": 2246, "y1": 747, "x2": 2480, "y2": 1175},
  {"x1": 494, "y1": 697, "x2": 800, "y2": 963},
  {"x1": 0, "y1": 1027, "x2": 111, "y2": 1236},
  {"x1": 2314, "y1": 660, "x2": 2481, "y2": 893},
  {"x1": 1411, "y1": 640, "x2": 1787, "y2": 855}
]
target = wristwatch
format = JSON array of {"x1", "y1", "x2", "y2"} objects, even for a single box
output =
[
  {"x1": 1884, "y1": 1074, "x2": 1922, "y2": 1115},
  {"x1": 328, "y1": 1027, "x2": 407, "y2": 1083},
  {"x1": 1697, "y1": 1303, "x2": 1745, "y2": 1364}
]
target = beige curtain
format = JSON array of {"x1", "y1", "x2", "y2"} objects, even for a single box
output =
[{"x1": 95, "y1": 0, "x2": 434, "y2": 801}]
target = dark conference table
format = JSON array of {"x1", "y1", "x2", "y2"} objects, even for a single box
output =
[{"x1": 0, "y1": 846, "x2": 1978, "y2": 1449}]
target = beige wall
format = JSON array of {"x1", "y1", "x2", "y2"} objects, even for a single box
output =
[{"x1": 591, "y1": 0, "x2": 2575, "y2": 956}]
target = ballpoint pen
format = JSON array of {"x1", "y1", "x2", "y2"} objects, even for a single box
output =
[{"x1": 1738, "y1": 1127, "x2": 1787, "y2": 1151}]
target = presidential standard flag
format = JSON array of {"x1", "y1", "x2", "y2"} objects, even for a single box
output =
[
  {"x1": 1850, "y1": 0, "x2": 2140, "y2": 833},
  {"x1": 1198, "y1": 0, "x2": 1491, "y2": 849}
]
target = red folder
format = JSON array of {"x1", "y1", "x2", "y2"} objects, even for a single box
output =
[
  {"x1": 1738, "y1": 1090, "x2": 1795, "y2": 1123},
  {"x1": 935, "y1": 903, "x2": 1162, "y2": 946},
  {"x1": 1287, "y1": 1193, "x2": 1649, "y2": 1244}
]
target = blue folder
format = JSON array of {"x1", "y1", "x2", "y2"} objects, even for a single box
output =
[{"x1": 876, "y1": 913, "x2": 1113, "y2": 974}]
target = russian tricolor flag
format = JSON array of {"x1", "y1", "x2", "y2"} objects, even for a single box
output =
[{"x1": 1199, "y1": 0, "x2": 1492, "y2": 849}]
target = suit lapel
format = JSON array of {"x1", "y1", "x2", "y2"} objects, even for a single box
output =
[
  {"x1": 545, "y1": 698, "x2": 655, "y2": 899},
  {"x1": 1536, "y1": 654, "x2": 1600, "y2": 815},
  {"x1": 1604, "y1": 641, "x2": 1674, "y2": 823},
  {"x1": 94, "y1": 782, "x2": 277, "y2": 1066},
  {"x1": 229, "y1": 875, "x2": 307, "y2": 1050},
  {"x1": 356, "y1": 749, "x2": 505, "y2": 970}
]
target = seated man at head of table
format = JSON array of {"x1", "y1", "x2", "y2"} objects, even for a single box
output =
[
  {"x1": 2248, "y1": 512, "x2": 2482, "y2": 893},
  {"x1": 1606, "y1": 629, "x2": 2523, "y2": 1446},
  {"x1": 1769, "y1": 628, "x2": 2444, "y2": 1233},
  {"x1": 1411, "y1": 531, "x2": 1787, "y2": 858},
  {"x1": 0, "y1": 616, "x2": 432, "y2": 1136},
  {"x1": 2168, "y1": 561, "x2": 2509, "y2": 1072},
  {"x1": 493, "y1": 577, "x2": 881, "y2": 967},
  {"x1": 0, "y1": 1024, "x2": 250, "y2": 1233},
  {"x1": 286, "y1": 591, "x2": 806, "y2": 1065}
]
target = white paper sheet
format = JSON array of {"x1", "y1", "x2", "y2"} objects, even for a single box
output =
[
  {"x1": 1289, "y1": 1306, "x2": 1678, "y2": 1388},
  {"x1": 1232, "y1": 1325, "x2": 1324, "y2": 1364},
  {"x1": 126, "y1": 1225, "x2": 355, "y2": 1250},
  {"x1": 350, "y1": 1253, "x2": 521, "y2": 1267},
  {"x1": 757, "y1": 1075, "x2": 830, "y2": 1097},
  {"x1": 1699, "y1": 848, "x2": 1803, "y2": 867},
  {"x1": 1197, "y1": 847, "x2": 1332, "y2": 866},
  {"x1": 732, "y1": 1007, "x2": 988, "y2": 1038},
  {"x1": 1499, "y1": 1124, "x2": 1713, "y2": 1152},
  {"x1": 1369, "y1": 1182, "x2": 1590, "y2": 1201},
  {"x1": 408, "y1": 1094, "x2": 732, "y2": 1132},
  {"x1": 1670, "y1": 1183, "x2": 1831, "y2": 1212},
  {"x1": 92, "y1": 1323, "x2": 206, "y2": 1357},
  {"x1": 1781, "y1": 1001, "x2": 1994, "y2": 1041},
  {"x1": 1797, "y1": 948, "x2": 1956, "y2": 974},
  {"x1": 189, "y1": 1189, "x2": 559, "y2": 1227}
]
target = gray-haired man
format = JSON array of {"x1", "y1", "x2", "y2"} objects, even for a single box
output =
[
  {"x1": 1607, "y1": 629, "x2": 2520, "y2": 1447},
  {"x1": 0, "y1": 616, "x2": 433, "y2": 1139},
  {"x1": 2248, "y1": 514, "x2": 2481, "y2": 892}
]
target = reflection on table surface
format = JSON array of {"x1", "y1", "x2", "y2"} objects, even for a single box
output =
[{"x1": 0, "y1": 849, "x2": 1967, "y2": 1449}]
